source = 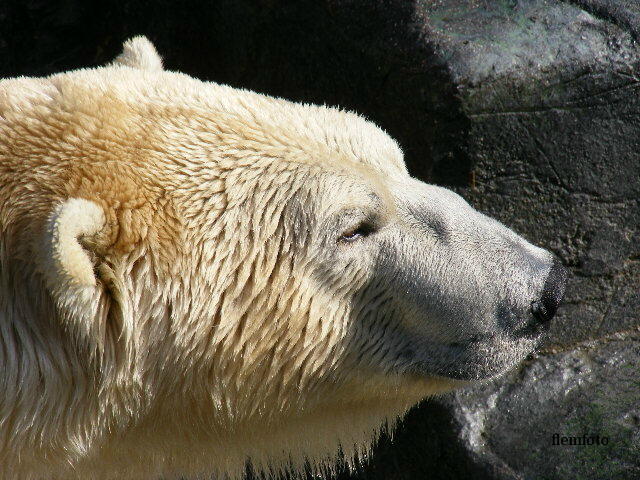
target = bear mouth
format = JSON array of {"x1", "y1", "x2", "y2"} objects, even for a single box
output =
[{"x1": 398, "y1": 331, "x2": 543, "y2": 381}]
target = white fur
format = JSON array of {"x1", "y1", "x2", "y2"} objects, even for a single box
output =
[
  {"x1": 113, "y1": 36, "x2": 164, "y2": 71},
  {"x1": 40, "y1": 198, "x2": 105, "y2": 288},
  {"x1": 0, "y1": 37, "x2": 556, "y2": 480}
]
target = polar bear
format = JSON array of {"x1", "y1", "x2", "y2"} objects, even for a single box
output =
[{"x1": 0, "y1": 37, "x2": 566, "y2": 480}]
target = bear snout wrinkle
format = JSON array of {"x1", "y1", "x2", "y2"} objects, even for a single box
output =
[{"x1": 531, "y1": 258, "x2": 567, "y2": 324}]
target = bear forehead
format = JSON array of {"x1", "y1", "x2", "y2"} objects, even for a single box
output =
[{"x1": 22, "y1": 65, "x2": 409, "y2": 180}]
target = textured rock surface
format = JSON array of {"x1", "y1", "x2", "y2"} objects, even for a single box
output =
[
  {"x1": 1, "y1": 1, "x2": 638, "y2": 478},
  {"x1": 445, "y1": 333, "x2": 640, "y2": 479},
  {"x1": 418, "y1": 4, "x2": 640, "y2": 476}
]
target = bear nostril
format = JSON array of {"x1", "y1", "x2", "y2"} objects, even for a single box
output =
[
  {"x1": 531, "y1": 258, "x2": 568, "y2": 323},
  {"x1": 531, "y1": 299, "x2": 551, "y2": 323}
]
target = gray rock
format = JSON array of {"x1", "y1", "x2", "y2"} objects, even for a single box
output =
[
  {"x1": 428, "y1": 0, "x2": 640, "y2": 348},
  {"x1": 447, "y1": 331, "x2": 640, "y2": 479}
]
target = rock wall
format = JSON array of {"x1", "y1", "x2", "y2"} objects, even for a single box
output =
[{"x1": 2, "y1": 1, "x2": 638, "y2": 478}]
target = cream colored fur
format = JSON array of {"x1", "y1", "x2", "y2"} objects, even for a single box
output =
[
  {"x1": 112, "y1": 36, "x2": 163, "y2": 71},
  {"x1": 0, "y1": 37, "x2": 555, "y2": 479}
]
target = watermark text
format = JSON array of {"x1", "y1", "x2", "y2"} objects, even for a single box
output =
[{"x1": 551, "y1": 433, "x2": 609, "y2": 446}]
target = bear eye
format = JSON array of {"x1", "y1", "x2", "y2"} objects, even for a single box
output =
[{"x1": 339, "y1": 222, "x2": 376, "y2": 243}]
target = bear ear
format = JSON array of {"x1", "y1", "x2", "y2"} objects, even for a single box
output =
[
  {"x1": 112, "y1": 36, "x2": 163, "y2": 71},
  {"x1": 38, "y1": 198, "x2": 106, "y2": 313}
]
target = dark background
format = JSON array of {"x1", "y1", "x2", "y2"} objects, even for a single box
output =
[{"x1": 2, "y1": 1, "x2": 639, "y2": 479}]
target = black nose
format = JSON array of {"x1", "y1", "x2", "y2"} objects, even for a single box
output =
[{"x1": 531, "y1": 259, "x2": 568, "y2": 323}]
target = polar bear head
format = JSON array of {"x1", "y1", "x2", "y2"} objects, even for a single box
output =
[{"x1": 0, "y1": 37, "x2": 566, "y2": 479}]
